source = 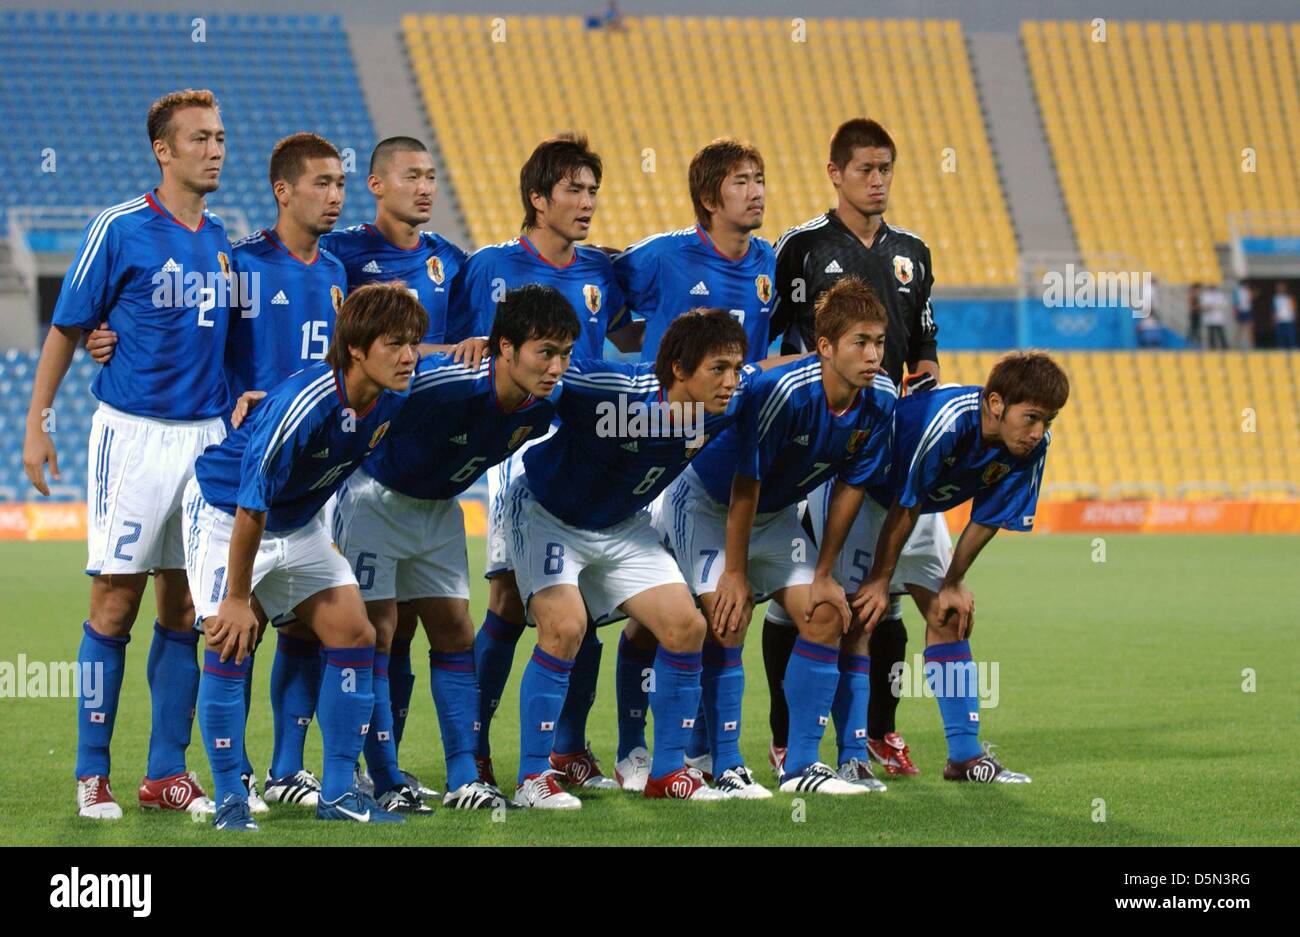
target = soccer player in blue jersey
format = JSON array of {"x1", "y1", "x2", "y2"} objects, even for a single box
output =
[
  {"x1": 465, "y1": 133, "x2": 640, "y2": 791},
  {"x1": 503, "y1": 309, "x2": 749, "y2": 808},
  {"x1": 23, "y1": 90, "x2": 233, "y2": 820},
  {"x1": 823, "y1": 351, "x2": 1069, "y2": 784},
  {"x1": 181, "y1": 282, "x2": 425, "y2": 830},
  {"x1": 333, "y1": 284, "x2": 580, "y2": 811},
  {"x1": 320, "y1": 137, "x2": 469, "y2": 347},
  {"x1": 653, "y1": 277, "x2": 896, "y2": 797},
  {"x1": 610, "y1": 137, "x2": 775, "y2": 786}
]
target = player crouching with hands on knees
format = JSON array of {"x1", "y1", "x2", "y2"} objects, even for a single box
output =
[
  {"x1": 182, "y1": 282, "x2": 425, "y2": 830},
  {"x1": 831, "y1": 350, "x2": 1069, "y2": 783}
]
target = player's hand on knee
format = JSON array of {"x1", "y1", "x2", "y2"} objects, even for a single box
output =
[
  {"x1": 850, "y1": 576, "x2": 890, "y2": 632},
  {"x1": 936, "y1": 582, "x2": 974, "y2": 639},
  {"x1": 208, "y1": 597, "x2": 259, "y2": 665},
  {"x1": 230, "y1": 391, "x2": 267, "y2": 429},
  {"x1": 21, "y1": 428, "x2": 59, "y2": 496},
  {"x1": 713, "y1": 570, "x2": 753, "y2": 636},
  {"x1": 806, "y1": 573, "x2": 850, "y2": 633},
  {"x1": 84, "y1": 324, "x2": 118, "y2": 364},
  {"x1": 451, "y1": 336, "x2": 489, "y2": 370}
]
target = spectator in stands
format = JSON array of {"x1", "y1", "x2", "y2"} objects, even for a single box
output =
[
  {"x1": 1274, "y1": 282, "x2": 1297, "y2": 348},
  {"x1": 1200, "y1": 282, "x2": 1229, "y2": 349},
  {"x1": 1233, "y1": 281, "x2": 1254, "y2": 349},
  {"x1": 1186, "y1": 282, "x2": 1202, "y2": 346},
  {"x1": 587, "y1": 1, "x2": 624, "y2": 30},
  {"x1": 1136, "y1": 307, "x2": 1164, "y2": 347}
]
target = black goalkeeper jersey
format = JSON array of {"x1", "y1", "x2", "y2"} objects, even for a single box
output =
[{"x1": 768, "y1": 210, "x2": 938, "y2": 386}]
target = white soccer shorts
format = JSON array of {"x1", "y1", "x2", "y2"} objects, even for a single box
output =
[
  {"x1": 86, "y1": 402, "x2": 226, "y2": 576},
  {"x1": 484, "y1": 426, "x2": 555, "y2": 578},
  {"x1": 333, "y1": 468, "x2": 470, "y2": 603},
  {"x1": 655, "y1": 469, "x2": 815, "y2": 601},
  {"x1": 181, "y1": 477, "x2": 357, "y2": 623},
  {"x1": 504, "y1": 477, "x2": 686, "y2": 624}
]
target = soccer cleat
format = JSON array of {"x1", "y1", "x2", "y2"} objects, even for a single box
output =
[
  {"x1": 867, "y1": 732, "x2": 919, "y2": 776},
  {"x1": 353, "y1": 764, "x2": 375, "y2": 796},
  {"x1": 714, "y1": 765, "x2": 774, "y2": 800},
  {"x1": 376, "y1": 783, "x2": 433, "y2": 814},
  {"x1": 550, "y1": 744, "x2": 619, "y2": 789},
  {"x1": 242, "y1": 772, "x2": 269, "y2": 814},
  {"x1": 838, "y1": 757, "x2": 888, "y2": 793},
  {"x1": 778, "y1": 761, "x2": 869, "y2": 796},
  {"x1": 77, "y1": 776, "x2": 123, "y2": 820},
  {"x1": 644, "y1": 766, "x2": 726, "y2": 801},
  {"x1": 263, "y1": 769, "x2": 321, "y2": 806},
  {"x1": 475, "y1": 755, "x2": 498, "y2": 788},
  {"x1": 139, "y1": 770, "x2": 215, "y2": 816},
  {"x1": 768, "y1": 740, "x2": 786, "y2": 777},
  {"x1": 402, "y1": 768, "x2": 440, "y2": 801},
  {"x1": 317, "y1": 788, "x2": 406, "y2": 823},
  {"x1": 614, "y1": 746, "x2": 652, "y2": 792},
  {"x1": 684, "y1": 751, "x2": 714, "y2": 782},
  {"x1": 513, "y1": 770, "x2": 582, "y2": 810},
  {"x1": 210, "y1": 792, "x2": 259, "y2": 832},
  {"x1": 443, "y1": 780, "x2": 516, "y2": 811},
  {"x1": 943, "y1": 745, "x2": 1032, "y2": 784}
]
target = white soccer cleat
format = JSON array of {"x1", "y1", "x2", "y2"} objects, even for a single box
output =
[
  {"x1": 242, "y1": 772, "x2": 270, "y2": 814},
  {"x1": 684, "y1": 751, "x2": 714, "y2": 781},
  {"x1": 513, "y1": 769, "x2": 582, "y2": 810},
  {"x1": 615, "y1": 747, "x2": 652, "y2": 792},
  {"x1": 838, "y1": 758, "x2": 888, "y2": 793},
  {"x1": 77, "y1": 776, "x2": 123, "y2": 820},
  {"x1": 714, "y1": 765, "x2": 774, "y2": 800},
  {"x1": 263, "y1": 769, "x2": 322, "y2": 806},
  {"x1": 778, "y1": 761, "x2": 869, "y2": 796}
]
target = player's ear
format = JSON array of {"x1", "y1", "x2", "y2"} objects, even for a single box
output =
[
  {"x1": 367, "y1": 174, "x2": 382, "y2": 198},
  {"x1": 671, "y1": 360, "x2": 689, "y2": 386},
  {"x1": 826, "y1": 161, "x2": 840, "y2": 185},
  {"x1": 986, "y1": 391, "x2": 1004, "y2": 419}
]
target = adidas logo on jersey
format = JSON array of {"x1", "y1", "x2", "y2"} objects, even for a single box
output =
[
  {"x1": 793, "y1": 435, "x2": 810, "y2": 446},
  {"x1": 690, "y1": 281, "x2": 710, "y2": 296},
  {"x1": 824, "y1": 259, "x2": 844, "y2": 274},
  {"x1": 312, "y1": 448, "x2": 330, "y2": 459},
  {"x1": 362, "y1": 260, "x2": 382, "y2": 274},
  {"x1": 161, "y1": 257, "x2": 181, "y2": 273},
  {"x1": 620, "y1": 441, "x2": 639, "y2": 452},
  {"x1": 450, "y1": 434, "x2": 468, "y2": 445},
  {"x1": 271, "y1": 290, "x2": 289, "y2": 305}
]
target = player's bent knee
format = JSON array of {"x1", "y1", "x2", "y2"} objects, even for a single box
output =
[
  {"x1": 658, "y1": 608, "x2": 706, "y2": 654},
  {"x1": 487, "y1": 574, "x2": 525, "y2": 623}
]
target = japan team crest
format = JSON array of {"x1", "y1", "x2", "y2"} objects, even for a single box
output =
[
  {"x1": 893, "y1": 255, "x2": 913, "y2": 285},
  {"x1": 507, "y1": 426, "x2": 533, "y2": 450},
  {"x1": 216, "y1": 251, "x2": 231, "y2": 279},
  {"x1": 369, "y1": 421, "x2": 391, "y2": 449},
  {"x1": 330, "y1": 284, "x2": 343, "y2": 313},
  {"x1": 755, "y1": 274, "x2": 772, "y2": 303},
  {"x1": 846, "y1": 430, "x2": 869, "y2": 454},
  {"x1": 427, "y1": 255, "x2": 445, "y2": 284},
  {"x1": 583, "y1": 284, "x2": 602, "y2": 314},
  {"x1": 982, "y1": 462, "x2": 1011, "y2": 485}
]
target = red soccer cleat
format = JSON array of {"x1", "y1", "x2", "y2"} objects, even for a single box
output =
[
  {"x1": 643, "y1": 767, "x2": 725, "y2": 801},
  {"x1": 866, "y1": 732, "x2": 919, "y2": 776},
  {"x1": 768, "y1": 740, "x2": 787, "y2": 777},
  {"x1": 77, "y1": 775, "x2": 123, "y2": 820},
  {"x1": 138, "y1": 770, "x2": 214, "y2": 815},
  {"x1": 550, "y1": 745, "x2": 619, "y2": 789},
  {"x1": 475, "y1": 755, "x2": 497, "y2": 788}
]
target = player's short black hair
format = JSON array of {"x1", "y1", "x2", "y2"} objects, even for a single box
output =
[
  {"x1": 688, "y1": 137, "x2": 764, "y2": 229},
  {"x1": 269, "y1": 132, "x2": 341, "y2": 188},
  {"x1": 829, "y1": 118, "x2": 897, "y2": 168},
  {"x1": 519, "y1": 132, "x2": 602, "y2": 230},
  {"x1": 369, "y1": 136, "x2": 430, "y2": 178},
  {"x1": 654, "y1": 308, "x2": 748, "y2": 388},
  {"x1": 327, "y1": 281, "x2": 428, "y2": 370},
  {"x1": 984, "y1": 351, "x2": 1070, "y2": 413},
  {"x1": 489, "y1": 284, "x2": 582, "y2": 357},
  {"x1": 814, "y1": 276, "x2": 887, "y2": 347}
]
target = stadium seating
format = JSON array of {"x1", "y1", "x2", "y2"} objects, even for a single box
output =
[
  {"x1": 0, "y1": 10, "x2": 377, "y2": 233},
  {"x1": 1023, "y1": 20, "x2": 1300, "y2": 284},
  {"x1": 0, "y1": 348, "x2": 98, "y2": 501},
  {"x1": 402, "y1": 14, "x2": 1019, "y2": 288},
  {"x1": 939, "y1": 350, "x2": 1300, "y2": 501}
]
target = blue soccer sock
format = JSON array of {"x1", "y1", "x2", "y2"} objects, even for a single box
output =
[
  {"x1": 615, "y1": 633, "x2": 654, "y2": 760},
  {"x1": 75, "y1": 621, "x2": 128, "y2": 779},
  {"x1": 474, "y1": 609, "x2": 525, "y2": 757},
  {"x1": 701, "y1": 642, "x2": 745, "y2": 774},
  {"x1": 389, "y1": 635, "x2": 415, "y2": 751},
  {"x1": 924, "y1": 640, "x2": 982, "y2": 763},
  {"x1": 239, "y1": 649, "x2": 255, "y2": 777},
  {"x1": 269, "y1": 632, "x2": 321, "y2": 780},
  {"x1": 429, "y1": 649, "x2": 480, "y2": 792},
  {"x1": 553, "y1": 623, "x2": 600, "y2": 755},
  {"x1": 831, "y1": 652, "x2": 871, "y2": 766},
  {"x1": 318, "y1": 645, "x2": 375, "y2": 801},
  {"x1": 517, "y1": 647, "x2": 573, "y2": 783},
  {"x1": 362, "y1": 651, "x2": 404, "y2": 793},
  {"x1": 145, "y1": 621, "x2": 198, "y2": 780},
  {"x1": 197, "y1": 650, "x2": 250, "y2": 806},
  {"x1": 684, "y1": 701, "x2": 710, "y2": 759},
  {"x1": 781, "y1": 637, "x2": 840, "y2": 779},
  {"x1": 649, "y1": 648, "x2": 703, "y2": 780}
]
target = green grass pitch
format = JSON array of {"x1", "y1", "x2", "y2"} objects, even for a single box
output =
[{"x1": 1, "y1": 534, "x2": 1296, "y2": 846}]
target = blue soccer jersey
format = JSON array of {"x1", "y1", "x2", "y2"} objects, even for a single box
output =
[
  {"x1": 613, "y1": 225, "x2": 775, "y2": 363},
  {"x1": 450, "y1": 236, "x2": 627, "y2": 358},
  {"x1": 879, "y1": 385, "x2": 1050, "y2": 531},
  {"x1": 319, "y1": 224, "x2": 468, "y2": 344},
  {"x1": 522, "y1": 358, "x2": 750, "y2": 530},
  {"x1": 51, "y1": 192, "x2": 234, "y2": 421},
  {"x1": 225, "y1": 228, "x2": 348, "y2": 398},
  {"x1": 194, "y1": 362, "x2": 407, "y2": 532},
  {"x1": 365, "y1": 353, "x2": 557, "y2": 501},
  {"x1": 689, "y1": 355, "x2": 896, "y2": 513}
]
